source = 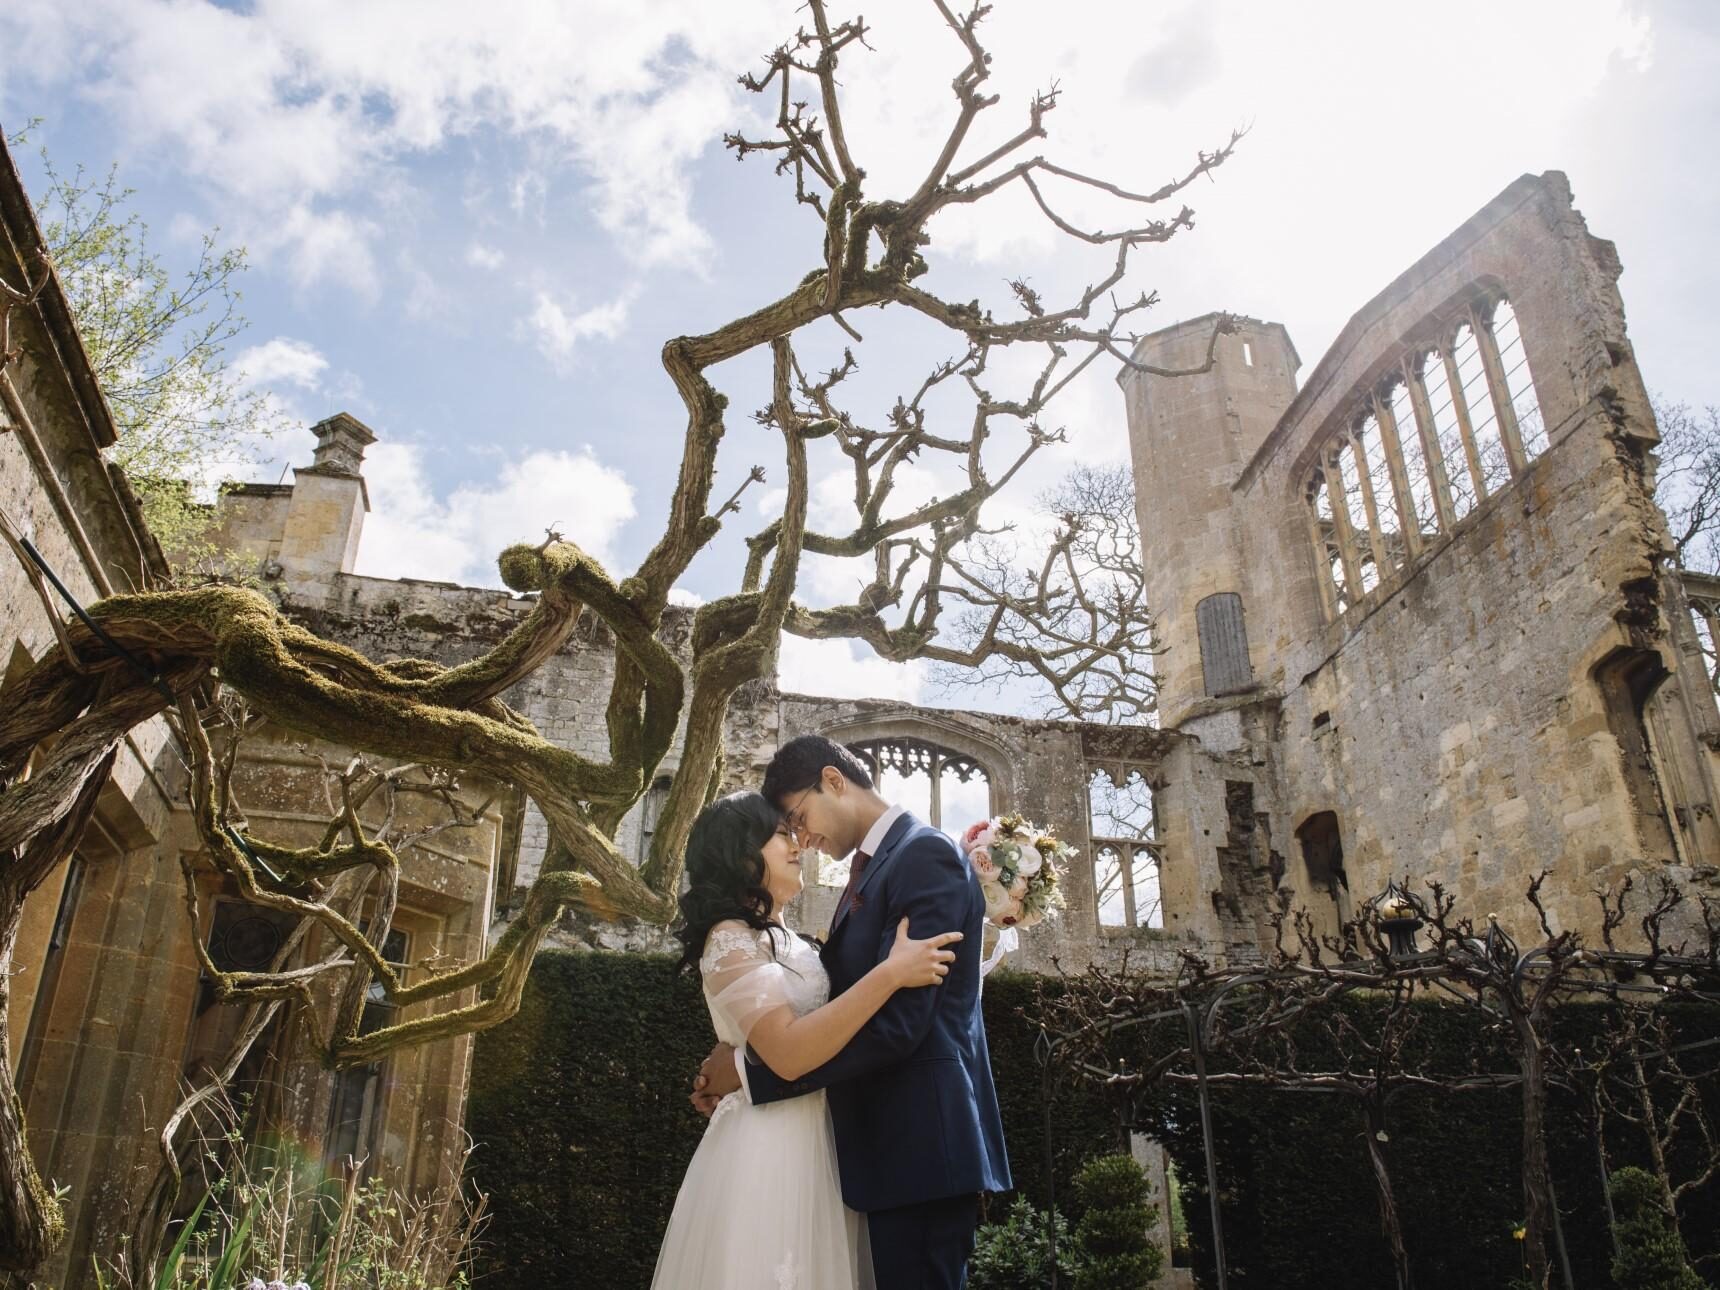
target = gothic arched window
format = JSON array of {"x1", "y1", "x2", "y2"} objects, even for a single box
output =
[
  {"x1": 1088, "y1": 767, "x2": 1163, "y2": 929},
  {"x1": 847, "y1": 736, "x2": 992, "y2": 834}
]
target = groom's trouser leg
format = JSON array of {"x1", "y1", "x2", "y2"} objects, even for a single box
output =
[{"x1": 866, "y1": 1193, "x2": 980, "y2": 1289}]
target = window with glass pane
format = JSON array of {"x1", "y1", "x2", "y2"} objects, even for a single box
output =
[{"x1": 326, "y1": 926, "x2": 409, "y2": 1172}]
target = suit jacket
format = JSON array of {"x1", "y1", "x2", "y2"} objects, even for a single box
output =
[{"x1": 746, "y1": 811, "x2": 1013, "y2": 1212}]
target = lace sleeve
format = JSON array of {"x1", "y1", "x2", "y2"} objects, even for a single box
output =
[{"x1": 701, "y1": 922, "x2": 793, "y2": 1042}]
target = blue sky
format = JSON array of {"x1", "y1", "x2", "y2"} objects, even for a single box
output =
[{"x1": 2, "y1": 0, "x2": 1713, "y2": 709}]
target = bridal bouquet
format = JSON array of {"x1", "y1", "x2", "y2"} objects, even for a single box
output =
[{"x1": 959, "y1": 813, "x2": 1072, "y2": 930}]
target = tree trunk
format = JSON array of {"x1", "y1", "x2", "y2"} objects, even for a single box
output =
[
  {"x1": 1364, "y1": 1099, "x2": 1413, "y2": 1290},
  {"x1": 1516, "y1": 1014, "x2": 1574, "y2": 1290},
  {"x1": 1624, "y1": 1015, "x2": 1680, "y2": 1215}
]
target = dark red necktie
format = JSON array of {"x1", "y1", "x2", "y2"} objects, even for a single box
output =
[{"x1": 840, "y1": 849, "x2": 872, "y2": 913}]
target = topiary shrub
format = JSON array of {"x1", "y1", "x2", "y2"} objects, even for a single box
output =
[
  {"x1": 1609, "y1": 1167, "x2": 1705, "y2": 1290},
  {"x1": 969, "y1": 1195, "x2": 1077, "y2": 1290},
  {"x1": 1070, "y1": 1153, "x2": 1163, "y2": 1289}
]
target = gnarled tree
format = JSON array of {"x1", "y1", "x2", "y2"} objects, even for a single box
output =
[{"x1": 0, "y1": 0, "x2": 1243, "y2": 1269}]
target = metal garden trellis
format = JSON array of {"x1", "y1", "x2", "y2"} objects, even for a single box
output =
[{"x1": 1032, "y1": 873, "x2": 1720, "y2": 1290}]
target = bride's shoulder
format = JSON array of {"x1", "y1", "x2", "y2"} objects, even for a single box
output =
[{"x1": 701, "y1": 919, "x2": 770, "y2": 963}]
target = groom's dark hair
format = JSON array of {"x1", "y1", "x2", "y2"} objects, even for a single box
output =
[{"x1": 762, "y1": 735, "x2": 875, "y2": 805}]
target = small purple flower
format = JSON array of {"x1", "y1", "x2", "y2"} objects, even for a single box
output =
[
  {"x1": 246, "y1": 1279, "x2": 267, "y2": 1290},
  {"x1": 266, "y1": 1280, "x2": 289, "y2": 1290}
]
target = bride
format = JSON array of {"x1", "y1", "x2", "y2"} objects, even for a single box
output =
[{"x1": 650, "y1": 791, "x2": 962, "y2": 1290}]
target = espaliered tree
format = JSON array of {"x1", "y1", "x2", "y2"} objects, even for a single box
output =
[
  {"x1": 1037, "y1": 876, "x2": 1720, "y2": 1290},
  {"x1": 0, "y1": 1, "x2": 1242, "y2": 1272}
]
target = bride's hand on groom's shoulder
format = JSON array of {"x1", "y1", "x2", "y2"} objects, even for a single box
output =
[{"x1": 690, "y1": 1041, "x2": 739, "y2": 1117}]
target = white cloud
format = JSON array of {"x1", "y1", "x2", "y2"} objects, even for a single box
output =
[
  {"x1": 0, "y1": 0, "x2": 784, "y2": 290},
  {"x1": 222, "y1": 336, "x2": 328, "y2": 488},
  {"x1": 399, "y1": 251, "x2": 454, "y2": 322},
  {"x1": 465, "y1": 242, "x2": 505, "y2": 269},
  {"x1": 668, "y1": 586, "x2": 705, "y2": 608},
  {"x1": 355, "y1": 442, "x2": 636, "y2": 586},
  {"x1": 234, "y1": 337, "x2": 329, "y2": 391},
  {"x1": 262, "y1": 205, "x2": 382, "y2": 296},
  {"x1": 527, "y1": 290, "x2": 632, "y2": 366},
  {"x1": 777, "y1": 633, "x2": 925, "y2": 703}
]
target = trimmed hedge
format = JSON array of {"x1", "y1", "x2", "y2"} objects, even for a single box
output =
[
  {"x1": 466, "y1": 955, "x2": 1720, "y2": 1289},
  {"x1": 465, "y1": 952, "x2": 1117, "y2": 1288}
]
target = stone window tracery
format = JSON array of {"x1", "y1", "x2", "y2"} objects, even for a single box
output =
[
  {"x1": 832, "y1": 736, "x2": 993, "y2": 885},
  {"x1": 1088, "y1": 768, "x2": 1163, "y2": 930},
  {"x1": 1304, "y1": 292, "x2": 1548, "y2": 622}
]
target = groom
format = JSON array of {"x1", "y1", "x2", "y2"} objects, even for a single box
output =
[{"x1": 692, "y1": 734, "x2": 1011, "y2": 1287}]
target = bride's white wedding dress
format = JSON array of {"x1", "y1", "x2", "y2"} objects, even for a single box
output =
[{"x1": 651, "y1": 921, "x2": 873, "y2": 1290}]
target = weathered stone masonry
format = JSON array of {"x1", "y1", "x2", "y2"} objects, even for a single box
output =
[{"x1": 1122, "y1": 171, "x2": 1719, "y2": 951}]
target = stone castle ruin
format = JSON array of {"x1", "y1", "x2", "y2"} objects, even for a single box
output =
[{"x1": 4, "y1": 148, "x2": 1715, "y2": 1279}]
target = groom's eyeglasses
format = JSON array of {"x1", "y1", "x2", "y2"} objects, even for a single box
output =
[{"x1": 780, "y1": 786, "x2": 818, "y2": 844}]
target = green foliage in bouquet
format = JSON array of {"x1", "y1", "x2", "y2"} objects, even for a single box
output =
[
  {"x1": 1070, "y1": 1153, "x2": 1163, "y2": 1290},
  {"x1": 1608, "y1": 1168, "x2": 1705, "y2": 1290}
]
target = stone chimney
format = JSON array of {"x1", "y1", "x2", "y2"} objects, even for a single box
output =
[{"x1": 277, "y1": 412, "x2": 377, "y2": 583}]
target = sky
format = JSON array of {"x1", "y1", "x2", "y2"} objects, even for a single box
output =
[{"x1": 1, "y1": 0, "x2": 1713, "y2": 712}]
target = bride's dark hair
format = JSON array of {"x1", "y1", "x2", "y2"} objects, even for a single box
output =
[{"x1": 672, "y1": 791, "x2": 792, "y2": 977}]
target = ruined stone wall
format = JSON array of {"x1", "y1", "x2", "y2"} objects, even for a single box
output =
[
  {"x1": 776, "y1": 696, "x2": 1194, "y2": 975},
  {"x1": 205, "y1": 481, "x2": 291, "y2": 571},
  {"x1": 1229, "y1": 173, "x2": 1715, "y2": 936},
  {"x1": 209, "y1": 725, "x2": 508, "y2": 1193}
]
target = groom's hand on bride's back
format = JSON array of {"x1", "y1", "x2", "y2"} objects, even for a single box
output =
[{"x1": 690, "y1": 1041, "x2": 740, "y2": 1117}]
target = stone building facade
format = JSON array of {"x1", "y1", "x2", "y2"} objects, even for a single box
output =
[
  {"x1": 4, "y1": 139, "x2": 1716, "y2": 1284},
  {"x1": 1123, "y1": 171, "x2": 1719, "y2": 952}
]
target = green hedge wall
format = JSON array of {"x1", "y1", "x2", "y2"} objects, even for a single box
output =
[
  {"x1": 465, "y1": 952, "x2": 1116, "y2": 1289},
  {"x1": 466, "y1": 954, "x2": 1720, "y2": 1289}
]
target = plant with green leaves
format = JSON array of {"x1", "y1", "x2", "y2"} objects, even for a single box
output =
[
  {"x1": 1070, "y1": 1153, "x2": 1163, "y2": 1290},
  {"x1": 1609, "y1": 1167, "x2": 1705, "y2": 1290},
  {"x1": 13, "y1": 123, "x2": 288, "y2": 572},
  {"x1": 968, "y1": 1195, "x2": 1077, "y2": 1290},
  {"x1": 98, "y1": 1138, "x2": 484, "y2": 1290}
]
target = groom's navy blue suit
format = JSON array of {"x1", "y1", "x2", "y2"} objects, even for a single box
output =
[{"x1": 746, "y1": 810, "x2": 1011, "y2": 1288}]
